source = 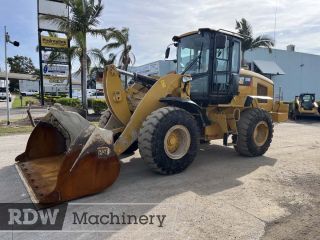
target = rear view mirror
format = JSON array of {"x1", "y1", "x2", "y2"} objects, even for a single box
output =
[
  {"x1": 216, "y1": 35, "x2": 226, "y2": 49},
  {"x1": 165, "y1": 47, "x2": 170, "y2": 59}
]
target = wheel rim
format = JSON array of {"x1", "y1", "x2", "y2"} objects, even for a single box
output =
[
  {"x1": 164, "y1": 125, "x2": 191, "y2": 159},
  {"x1": 253, "y1": 121, "x2": 269, "y2": 147}
]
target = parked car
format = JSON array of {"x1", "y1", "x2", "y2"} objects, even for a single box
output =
[
  {"x1": 87, "y1": 89, "x2": 96, "y2": 96},
  {"x1": 88, "y1": 91, "x2": 105, "y2": 99},
  {"x1": 20, "y1": 90, "x2": 39, "y2": 96},
  {"x1": 0, "y1": 87, "x2": 12, "y2": 102}
]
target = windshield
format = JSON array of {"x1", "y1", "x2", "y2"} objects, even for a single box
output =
[
  {"x1": 177, "y1": 33, "x2": 210, "y2": 74},
  {"x1": 302, "y1": 94, "x2": 314, "y2": 102}
]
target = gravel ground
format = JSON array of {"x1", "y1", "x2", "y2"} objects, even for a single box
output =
[{"x1": 0, "y1": 120, "x2": 319, "y2": 239}]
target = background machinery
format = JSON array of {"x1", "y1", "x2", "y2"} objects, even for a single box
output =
[
  {"x1": 289, "y1": 93, "x2": 320, "y2": 119},
  {"x1": 16, "y1": 28, "x2": 288, "y2": 205}
]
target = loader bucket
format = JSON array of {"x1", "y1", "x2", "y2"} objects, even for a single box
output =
[{"x1": 15, "y1": 106, "x2": 120, "y2": 205}]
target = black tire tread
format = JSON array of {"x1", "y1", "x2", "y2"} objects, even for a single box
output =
[
  {"x1": 138, "y1": 106, "x2": 199, "y2": 174},
  {"x1": 235, "y1": 108, "x2": 274, "y2": 157}
]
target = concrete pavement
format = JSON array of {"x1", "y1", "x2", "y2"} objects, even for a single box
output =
[
  {"x1": 0, "y1": 121, "x2": 319, "y2": 239},
  {"x1": 0, "y1": 98, "x2": 47, "y2": 121}
]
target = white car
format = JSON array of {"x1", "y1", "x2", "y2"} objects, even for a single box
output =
[
  {"x1": 87, "y1": 89, "x2": 96, "y2": 96},
  {"x1": 0, "y1": 87, "x2": 12, "y2": 102},
  {"x1": 88, "y1": 91, "x2": 105, "y2": 99},
  {"x1": 20, "y1": 90, "x2": 39, "y2": 96}
]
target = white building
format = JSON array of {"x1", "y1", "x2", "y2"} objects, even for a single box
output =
[
  {"x1": 130, "y1": 60, "x2": 176, "y2": 76},
  {"x1": 245, "y1": 46, "x2": 320, "y2": 101}
]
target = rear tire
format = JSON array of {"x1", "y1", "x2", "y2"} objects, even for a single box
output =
[
  {"x1": 234, "y1": 108, "x2": 273, "y2": 157},
  {"x1": 138, "y1": 106, "x2": 199, "y2": 175}
]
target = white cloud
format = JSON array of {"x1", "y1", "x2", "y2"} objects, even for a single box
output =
[
  {"x1": 86, "y1": 0, "x2": 320, "y2": 66},
  {"x1": 2, "y1": 0, "x2": 319, "y2": 70}
]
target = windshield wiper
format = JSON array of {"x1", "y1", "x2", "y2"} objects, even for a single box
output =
[{"x1": 182, "y1": 43, "x2": 204, "y2": 75}]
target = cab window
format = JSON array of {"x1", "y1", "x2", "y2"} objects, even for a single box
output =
[{"x1": 231, "y1": 41, "x2": 240, "y2": 73}]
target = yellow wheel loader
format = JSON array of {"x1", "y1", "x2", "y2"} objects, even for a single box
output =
[
  {"x1": 289, "y1": 93, "x2": 320, "y2": 119},
  {"x1": 16, "y1": 28, "x2": 288, "y2": 205}
]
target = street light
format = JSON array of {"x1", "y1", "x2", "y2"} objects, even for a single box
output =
[{"x1": 4, "y1": 26, "x2": 19, "y2": 125}]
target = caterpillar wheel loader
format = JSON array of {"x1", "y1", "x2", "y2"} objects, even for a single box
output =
[
  {"x1": 289, "y1": 93, "x2": 320, "y2": 119},
  {"x1": 16, "y1": 28, "x2": 288, "y2": 205}
]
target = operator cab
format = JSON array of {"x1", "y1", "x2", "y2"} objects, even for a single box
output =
[
  {"x1": 299, "y1": 93, "x2": 316, "y2": 110},
  {"x1": 167, "y1": 28, "x2": 242, "y2": 106}
]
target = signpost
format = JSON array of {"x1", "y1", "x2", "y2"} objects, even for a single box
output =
[{"x1": 37, "y1": 0, "x2": 71, "y2": 105}]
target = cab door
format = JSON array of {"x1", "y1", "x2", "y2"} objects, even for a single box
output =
[{"x1": 209, "y1": 35, "x2": 241, "y2": 104}]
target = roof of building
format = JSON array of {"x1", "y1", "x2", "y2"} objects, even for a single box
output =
[{"x1": 0, "y1": 72, "x2": 38, "y2": 81}]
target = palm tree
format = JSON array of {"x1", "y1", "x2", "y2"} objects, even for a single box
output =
[
  {"x1": 88, "y1": 49, "x2": 116, "y2": 88},
  {"x1": 42, "y1": 0, "x2": 109, "y2": 109},
  {"x1": 103, "y1": 28, "x2": 135, "y2": 71},
  {"x1": 103, "y1": 28, "x2": 135, "y2": 87},
  {"x1": 235, "y1": 18, "x2": 274, "y2": 65}
]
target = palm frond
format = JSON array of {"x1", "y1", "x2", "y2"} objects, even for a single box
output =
[
  {"x1": 235, "y1": 18, "x2": 274, "y2": 53},
  {"x1": 103, "y1": 42, "x2": 122, "y2": 51}
]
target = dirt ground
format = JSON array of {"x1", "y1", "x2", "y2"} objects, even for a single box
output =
[{"x1": 0, "y1": 120, "x2": 319, "y2": 240}]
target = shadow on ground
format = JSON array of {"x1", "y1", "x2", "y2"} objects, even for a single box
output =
[{"x1": 289, "y1": 116, "x2": 320, "y2": 125}]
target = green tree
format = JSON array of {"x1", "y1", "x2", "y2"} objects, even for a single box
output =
[
  {"x1": 235, "y1": 18, "x2": 274, "y2": 65},
  {"x1": 42, "y1": 0, "x2": 109, "y2": 109},
  {"x1": 88, "y1": 49, "x2": 116, "y2": 88},
  {"x1": 103, "y1": 27, "x2": 135, "y2": 71},
  {"x1": 7, "y1": 55, "x2": 36, "y2": 92}
]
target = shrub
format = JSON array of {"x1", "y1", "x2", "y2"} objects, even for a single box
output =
[
  {"x1": 89, "y1": 99, "x2": 107, "y2": 114},
  {"x1": 25, "y1": 99, "x2": 36, "y2": 106},
  {"x1": 55, "y1": 97, "x2": 81, "y2": 108}
]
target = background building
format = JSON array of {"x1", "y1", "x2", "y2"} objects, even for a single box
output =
[
  {"x1": 130, "y1": 60, "x2": 176, "y2": 77},
  {"x1": 245, "y1": 47, "x2": 320, "y2": 101}
]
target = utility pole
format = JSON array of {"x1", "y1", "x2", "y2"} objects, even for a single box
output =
[
  {"x1": 4, "y1": 26, "x2": 20, "y2": 125},
  {"x1": 4, "y1": 26, "x2": 9, "y2": 125}
]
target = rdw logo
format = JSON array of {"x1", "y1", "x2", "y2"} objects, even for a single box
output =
[
  {"x1": 8, "y1": 208, "x2": 59, "y2": 225},
  {"x1": 0, "y1": 203, "x2": 67, "y2": 230}
]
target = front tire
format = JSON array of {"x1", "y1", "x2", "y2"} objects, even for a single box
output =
[
  {"x1": 234, "y1": 108, "x2": 273, "y2": 157},
  {"x1": 138, "y1": 107, "x2": 199, "y2": 175}
]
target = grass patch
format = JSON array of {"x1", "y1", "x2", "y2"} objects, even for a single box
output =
[
  {"x1": 12, "y1": 96, "x2": 40, "y2": 109},
  {"x1": 0, "y1": 125, "x2": 33, "y2": 136}
]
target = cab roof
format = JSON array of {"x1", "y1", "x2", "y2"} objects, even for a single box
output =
[{"x1": 173, "y1": 28, "x2": 243, "y2": 41}]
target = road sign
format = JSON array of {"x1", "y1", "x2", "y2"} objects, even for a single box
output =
[
  {"x1": 44, "y1": 76, "x2": 68, "y2": 86},
  {"x1": 38, "y1": 0, "x2": 68, "y2": 32},
  {"x1": 43, "y1": 64, "x2": 68, "y2": 76},
  {"x1": 41, "y1": 36, "x2": 68, "y2": 49},
  {"x1": 42, "y1": 52, "x2": 68, "y2": 64}
]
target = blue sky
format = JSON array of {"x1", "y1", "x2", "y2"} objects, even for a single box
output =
[{"x1": 1, "y1": 0, "x2": 320, "y2": 71}]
